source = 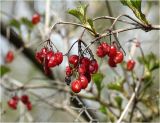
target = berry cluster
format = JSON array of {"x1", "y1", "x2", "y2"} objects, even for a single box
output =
[
  {"x1": 8, "y1": 95, "x2": 32, "y2": 110},
  {"x1": 32, "y1": 13, "x2": 41, "y2": 25},
  {"x1": 35, "y1": 47, "x2": 63, "y2": 75},
  {"x1": 5, "y1": 50, "x2": 14, "y2": 63},
  {"x1": 65, "y1": 55, "x2": 98, "y2": 93},
  {"x1": 96, "y1": 42, "x2": 124, "y2": 67}
]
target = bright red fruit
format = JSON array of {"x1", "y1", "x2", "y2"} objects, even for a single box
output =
[
  {"x1": 127, "y1": 60, "x2": 135, "y2": 71},
  {"x1": 54, "y1": 52, "x2": 63, "y2": 65},
  {"x1": 108, "y1": 58, "x2": 117, "y2": 67},
  {"x1": 46, "y1": 51, "x2": 54, "y2": 60},
  {"x1": 69, "y1": 55, "x2": 79, "y2": 67},
  {"x1": 96, "y1": 45, "x2": 105, "y2": 58},
  {"x1": 80, "y1": 57, "x2": 90, "y2": 68},
  {"x1": 66, "y1": 66, "x2": 73, "y2": 76},
  {"x1": 26, "y1": 101, "x2": 32, "y2": 111},
  {"x1": 101, "y1": 42, "x2": 110, "y2": 55},
  {"x1": 114, "y1": 51, "x2": 124, "y2": 64},
  {"x1": 79, "y1": 75, "x2": 88, "y2": 89},
  {"x1": 48, "y1": 56, "x2": 57, "y2": 67},
  {"x1": 108, "y1": 45, "x2": 117, "y2": 58},
  {"x1": 89, "y1": 60, "x2": 98, "y2": 74},
  {"x1": 32, "y1": 13, "x2": 41, "y2": 25},
  {"x1": 71, "y1": 80, "x2": 82, "y2": 93},
  {"x1": 8, "y1": 98, "x2": 18, "y2": 109},
  {"x1": 5, "y1": 51, "x2": 14, "y2": 63},
  {"x1": 78, "y1": 64, "x2": 86, "y2": 75},
  {"x1": 35, "y1": 52, "x2": 43, "y2": 64},
  {"x1": 21, "y1": 95, "x2": 29, "y2": 104}
]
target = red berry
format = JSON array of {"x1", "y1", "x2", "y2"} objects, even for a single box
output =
[
  {"x1": 48, "y1": 56, "x2": 57, "y2": 67},
  {"x1": 5, "y1": 51, "x2": 14, "y2": 63},
  {"x1": 66, "y1": 66, "x2": 73, "y2": 76},
  {"x1": 54, "y1": 52, "x2": 63, "y2": 65},
  {"x1": 78, "y1": 64, "x2": 86, "y2": 75},
  {"x1": 96, "y1": 45, "x2": 105, "y2": 58},
  {"x1": 89, "y1": 60, "x2": 98, "y2": 74},
  {"x1": 101, "y1": 42, "x2": 110, "y2": 55},
  {"x1": 79, "y1": 75, "x2": 88, "y2": 89},
  {"x1": 71, "y1": 80, "x2": 82, "y2": 93},
  {"x1": 12, "y1": 96, "x2": 19, "y2": 101},
  {"x1": 113, "y1": 51, "x2": 124, "y2": 64},
  {"x1": 32, "y1": 13, "x2": 40, "y2": 25},
  {"x1": 43, "y1": 58, "x2": 52, "y2": 75},
  {"x1": 46, "y1": 51, "x2": 54, "y2": 60},
  {"x1": 80, "y1": 57, "x2": 90, "y2": 70},
  {"x1": 21, "y1": 95, "x2": 29, "y2": 104},
  {"x1": 41, "y1": 48, "x2": 48, "y2": 57},
  {"x1": 85, "y1": 73, "x2": 91, "y2": 83},
  {"x1": 8, "y1": 98, "x2": 18, "y2": 109},
  {"x1": 108, "y1": 58, "x2": 117, "y2": 67},
  {"x1": 108, "y1": 45, "x2": 117, "y2": 58},
  {"x1": 35, "y1": 52, "x2": 43, "y2": 64},
  {"x1": 127, "y1": 60, "x2": 135, "y2": 71},
  {"x1": 69, "y1": 55, "x2": 79, "y2": 67},
  {"x1": 26, "y1": 101, "x2": 32, "y2": 111}
]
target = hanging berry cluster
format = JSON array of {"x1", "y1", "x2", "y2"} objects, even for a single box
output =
[
  {"x1": 96, "y1": 42, "x2": 124, "y2": 67},
  {"x1": 66, "y1": 55, "x2": 98, "y2": 93},
  {"x1": 35, "y1": 40, "x2": 63, "y2": 75},
  {"x1": 65, "y1": 40, "x2": 98, "y2": 93},
  {"x1": 8, "y1": 95, "x2": 32, "y2": 111}
]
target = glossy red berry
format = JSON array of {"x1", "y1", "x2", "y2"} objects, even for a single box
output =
[
  {"x1": 48, "y1": 56, "x2": 57, "y2": 67},
  {"x1": 8, "y1": 98, "x2": 18, "y2": 109},
  {"x1": 80, "y1": 57, "x2": 90, "y2": 68},
  {"x1": 89, "y1": 60, "x2": 98, "y2": 74},
  {"x1": 41, "y1": 48, "x2": 48, "y2": 57},
  {"x1": 26, "y1": 101, "x2": 32, "y2": 111},
  {"x1": 113, "y1": 51, "x2": 124, "y2": 64},
  {"x1": 44, "y1": 59, "x2": 52, "y2": 75},
  {"x1": 79, "y1": 75, "x2": 88, "y2": 89},
  {"x1": 108, "y1": 45, "x2": 117, "y2": 58},
  {"x1": 78, "y1": 64, "x2": 86, "y2": 75},
  {"x1": 12, "y1": 96, "x2": 19, "y2": 101},
  {"x1": 69, "y1": 55, "x2": 79, "y2": 67},
  {"x1": 71, "y1": 80, "x2": 82, "y2": 93},
  {"x1": 21, "y1": 95, "x2": 29, "y2": 104},
  {"x1": 46, "y1": 51, "x2": 54, "y2": 60},
  {"x1": 32, "y1": 13, "x2": 41, "y2": 25},
  {"x1": 96, "y1": 45, "x2": 105, "y2": 58},
  {"x1": 127, "y1": 60, "x2": 135, "y2": 71},
  {"x1": 35, "y1": 52, "x2": 43, "y2": 64},
  {"x1": 101, "y1": 42, "x2": 110, "y2": 55},
  {"x1": 5, "y1": 51, "x2": 14, "y2": 63},
  {"x1": 54, "y1": 52, "x2": 63, "y2": 65},
  {"x1": 66, "y1": 66, "x2": 73, "y2": 76},
  {"x1": 108, "y1": 58, "x2": 117, "y2": 67}
]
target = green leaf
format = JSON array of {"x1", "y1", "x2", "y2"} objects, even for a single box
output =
[
  {"x1": 114, "y1": 96, "x2": 122, "y2": 108},
  {"x1": 107, "y1": 77, "x2": 124, "y2": 92},
  {"x1": 138, "y1": 53, "x2": 160, "y2": 71},
  {"x1": 68, "y1": 9, "x2": 84, "y2": 23},
  {"x1": 20, "y1": 17, "x2": 34, "y2": 29},
  {"x1": 120, "y1": 0, "x2": 149, "y2": 25},
  {"x1": 99, "y1": 105, "x2": 107, "y2": 114},
  {"x1": 0, "y1": 65, "x2": 10, "y2": 77},
  {"x1": 9, "y1": 19, "x2": 21, "y2": 30},
  {"x1": 92, "y1": 73, "x2": 104, "y2": 92}
]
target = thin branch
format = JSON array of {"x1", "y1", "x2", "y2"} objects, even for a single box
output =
[{"x1": 117, "y1": 80, "x2": 141, "y2": 123}]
